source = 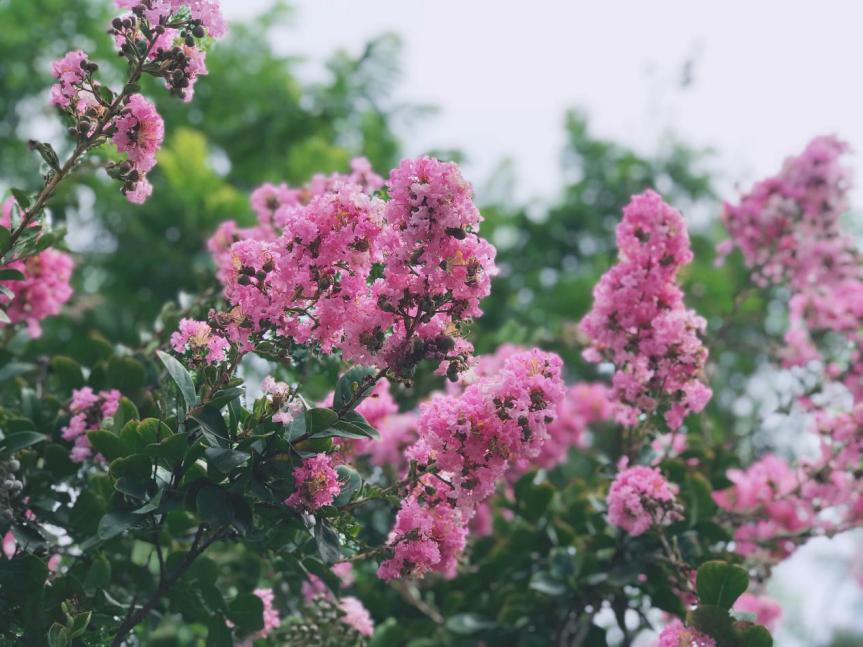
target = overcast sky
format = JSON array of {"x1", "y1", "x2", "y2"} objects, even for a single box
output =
[
  {"x1": 218, "y1": 3, "x2": 863, "y2": 642},
  {"x1": 223, "y1": 0, "x2": 863, "y2": 209}
]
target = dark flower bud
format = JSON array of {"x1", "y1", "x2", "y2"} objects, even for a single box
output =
[
  {"x1": 445, "y1": 226, "x2": 467, "y2": 240},
  {"x1": 446, "y1": 362, "x2": 460, "y2": 382},
  {"x1": 237, "y1": 275, "x2": 251, "y2": 286},
  {"x1": 112, "y1": 17, "x2": 123, "y2": 30},
  {"x1": 376, "y1": 296, "x2": 395, "y2": 313},
  {"x1": 192, "y1": 25, "x2": 206, "y2": 38},
  {"x1": 184, "y1": 36, "x2": 195, "y2": 47}
]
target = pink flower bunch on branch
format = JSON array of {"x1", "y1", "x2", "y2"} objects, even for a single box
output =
[
  {"x1": 720, "y1": 136, "x2": 863, "y2": 376},
  {"x1": 47, "y1": 0, "x2": 226, "y2": 203},
  {"x1": 580, "y1": 190, "x2": 712, "y2": 429},
  {"x1": 450, "y1": 344, "x2": 613, "y2": 473},
  {"x1": 170, "y1": 317, "x2": 230, "y2": 365},
  {"x1": 377, "y1": 348, "x2": 564, "y2": 579},
  {"x1": 0, "y1": 199, "x2": 74, "y2": 337},
  {"x1": 206, "y1": 156, "x2": 497, "y2": 379},
  {"x1": 715, "y1": 404, "x2": 863, "y2": 561},
  {"x1": 607, "y1": 464, "x2": 681, "y2": 536},
  {"x1": 61, "y1": 387, "x2": 122, "y2": 463}
]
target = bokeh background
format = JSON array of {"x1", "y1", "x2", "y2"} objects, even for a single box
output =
[{"x1": 2, "y1": 0, "x2": 862, "y2": 644}]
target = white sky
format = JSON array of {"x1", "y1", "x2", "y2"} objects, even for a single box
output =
[
  {"x1": 221, "y1": 2, "x2": 863, "y2": 644},
  {"x1": 224, "y1": 0, "x2": 863, "y2": 208}
]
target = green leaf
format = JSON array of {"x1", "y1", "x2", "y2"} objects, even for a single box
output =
[
  {"x1": 97, "y1": 511, "x2": 136, "y2": 541},
  {"x1": 315, "y1": 519, "x2": 340, "y2": 564},
  {"x1": 340, "y1": 410, "x2": 379, "y2": 439},
  {"x1": 0, "y1": 309, "x2": 11, "y2": 324},
  {"x1": 28, "y1": 140, "x2": 61, "y2": 172},
  {"x1": 83, "y1": 555, "x2": 111, "y2": 594},
  {"x1": 686, "y1": 472, "x2": 717, "y2": 526},
  {"x1": 445, "y1": 613, "x2": 496, "y2": 636},
  {"x1": 514, "y1": 471, "x2": 554, "y2": 523},
  {"x1": 145, "y1": 432, "x2": 187, "y2": 464},
  {"x1": 10, "y1": 188, "x2": 31, "y2": 209},
  {"x1": 196, "y1": 484, "x2": 234, "y2": 525},
  {"x1": 0, "y1": 430, "x2": 46, "y2": 458},
  {"x1": 696, "y1": 561, "x2": 749, "y2": 609},
  {"x1": 0, "y1": 268, "x2": 25, "y2": 281},
  {"x1": 86, "y1": 430, "x2": 127, "y2": 462},
  {"x1": 332, "y1": 465, "x2": 361, "y2": 506},
  {"x1": 190, "y1": 405, "x2": 230, "y2": 448},
  {"x1": 529, "y1": 571, "x2": 566, "y2": 596},
  {"x1": 0, "y1": 361, "x2": 35, "y2": 383},
  {"x1": 0, "y1": 553, "x2": 48, "y2": 595},
  {"x1": 137, "y1": 418, "x2": 172, "y2": 445},
  {"x1": 67, "y1": 610, "x2": 92, "y2": 638},
  {"x1": 107, "y1": 356, "x2": 147, "y2": 391},
  {"x1": 227, "y1": 592, "x2": 264, "y2": 633},
  {"x1": 206, "y1": 616, "x2": 233, "y2": 647},
  {"x1": 204, "y1": 447, "x2": 250, "y2": 472},
  {"x1": 737, "y1": 624, "x2": 773, "y2": 647},
  {"x1": 286, "y1": 411, "x2": 307, "y2": 441},
  {"x1": 209, "y1": 386, "x2": 244, "y2": 410},
  {"x1": 157, "y1": 350, "x2": 197, "y2": 409},
  {"x1": 51, "y1": 356, "x2": 85, "y2": 393},
  {"x1": 333, "y1": 366, "x2": 378, "y2": 412},
  {"x1": 306, "y1": 408, "x2": 339, "y2": 437},
  {"x1": 110, "y1": 453, "x2": 153, "y2": 499},
  {"x1": 112, "y1": 397, "x2": 140, "y2": 434},
  {"x1": 95, "y1": 85, "x2": 114, "y2": 105},
  {"x1": 687, "y1": 605, "x2": 736, "y2": 645},
  {"x1": 132, "y1": 489, "x2": 164, "y2": 515},
  {"x1": 47, "y1": 623, "x2": 69, "y2": 647},
  {"x1": 0, "y1": 226, "x2": 10, "y2": 254}
]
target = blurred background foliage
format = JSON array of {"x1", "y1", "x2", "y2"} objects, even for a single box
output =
[{"x1": 0, "y1": 0, "x2": 855, "y2": 645}]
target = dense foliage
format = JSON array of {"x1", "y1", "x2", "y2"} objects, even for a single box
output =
[{"x1": 0, "y1": 2, "x2": 861, "y2": 647}]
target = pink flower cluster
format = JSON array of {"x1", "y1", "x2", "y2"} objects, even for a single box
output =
[
  {"x1": 209, "y1": 157, "x2": 497, "y2": 378},
  {"x1": 301, "y1": 562, "x2": 354, "y2": 602},
  {"x1": 713, "y1": 455, "x2": 808, "y2": 559},
  {"x1": 61, "y1": 387, "x2": 122, "y2": 463},
  {"x1": 285, "y1": 453, "x2": 341, "y2": 512},
  {"x1": 0, "y1": 199, "x2": 75, "y2": 337},
  {"x1": 376, "y1": 476, "x2": 468, "y2": 580},
  {"x1": 114, "y1": 0, "x2": 227, "y2": 39},
  {"x1": 49, "y1": 50, "x2": 91, "y2": 110},
  {"x1": 111, "y1": 94, "x2": 164, "y2": 203},
  {"x1": 715, "y1": 404, "x2": 863, "y2": 561},
  {"x1": 720, "y1": 137, "x2": 863, "y2": 379},
  {"x1": 377, "y1": 349, "x2": 564, "y2": 580},
  {"x1": 48, "y1": 2, "x2": 224, "y2": 203},
  {"x1": 339, "y1": 596, "x2": 374, "y2": 637},
  {"x1": 656, "y1": 619, "x2": 715, "y2": 647},
  {"x1": 300, "y1": 562, "x2": 374, "y2": 636},
  {"x1": 170, "y1": 318, "x2": 230, "y2": 364},
  {"x1": 607, "y1": 464, "x2": 680, "y2": 536},
  {"x1": 49, "y1": 54, "x2": 164, "y2": 203},
  {"x1": 261, "y1": 376, "x2": 301, "y2": 424},
  {"x1": 580, "y1": 190, "x2": 712, "y2": 429},
  {"x1": 734, "y1": 593, "x2": 782, "y2": 631},
  {"x1": 453, "y1": 344, "x2": 613, "y2": 473}
]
